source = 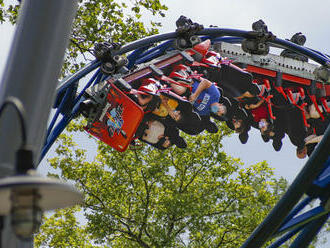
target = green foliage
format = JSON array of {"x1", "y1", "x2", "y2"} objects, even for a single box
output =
[
  {"x1": 60, "y1": 0, "x2": 167, "y2": 77},
  {"x1": 35, "y1": 121, "x2": 288, "y2": 248},
  {"x1": 0, "y1": 0, "x2": 167, "y2": 77},
  {"x1": 0, "y1": 1, "x2": 19, "y2": 24},
  {"x1": 35, "y1": 206, "x2": 102, "y2": 248}
]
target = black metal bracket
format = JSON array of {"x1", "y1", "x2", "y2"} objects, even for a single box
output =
[
  {"x1": 314, "y1": 63, "x2": 330, "y2": 84},
  {"x1": 179, "y1": 51, "x2": 195, "y2": 64},
  {"x1": 280, "y1": 32, "x2": 308, "y2": 62},
  {"x1": 93, "y1": 42, "x2": 128, "y2": 75},
  {"x1": 242, "y1": 19, "x2": 276, "y2": 55},
  {"x1": 113, "y1": 78, "x2": 132, "y2": 92},
  {"x1": 149, "y1": 64, "x2": 164, "y2": 77},
  {"x1": 174, "y1": 15, "x2": 204, "y2": 50}
]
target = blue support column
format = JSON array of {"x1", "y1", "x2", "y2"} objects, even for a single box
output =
[
  {"x1": 276, "y1": 206, "x2": 328, "y2": 236},
  {"x1": 268, "y1": 226, "x2": 304, "y2": 248},
  {"x1": 240, "y1": 125, "x2": 330, "y2": 248},
  {"x1": 290, "y1": 213, "x2": 330, "y2": 248}
]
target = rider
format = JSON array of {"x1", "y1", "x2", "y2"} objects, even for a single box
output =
[{"x1": 169, "y1": 67, "x2": 227, "y2": 117}]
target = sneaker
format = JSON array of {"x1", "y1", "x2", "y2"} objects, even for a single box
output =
[
  {"x1": 239, "y1": 132, "x2": 249, "y2": 144},
  {"x1": 205, "y1": 121, "x2": 218, "y2": 133},
  {"x1": 261, "y1": 134, "x2": 270, "y2": 143},
  {"x1": 272, "y1": 140, "x2": 282, "y2": 151},
  {"x1": 174, "y1": 136, "x2": 187, "y2": 148}
]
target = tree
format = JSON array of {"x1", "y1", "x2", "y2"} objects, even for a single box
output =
[
  {"x1": 34, "y1": 120, "x2": 288, "y2": 248},
  {"x1": 2, "y1": 2, "x2": 325, "y2": 247},
  {"x1": 0, "y1": 0, "x2": 168, "y2": 75}
]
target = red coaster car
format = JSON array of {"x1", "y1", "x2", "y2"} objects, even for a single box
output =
[{"x1": 84, "y1": 84, "x2": 144, "y2": 152}]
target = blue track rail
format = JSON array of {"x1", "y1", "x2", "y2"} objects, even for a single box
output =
[{"x1": 42, "y1": 27, "x2": 330, "y2": 247}]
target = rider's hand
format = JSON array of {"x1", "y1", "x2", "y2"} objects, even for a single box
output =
[
  {"x1": 189, "y1": 93, "x2": 197, "y2": 103},
  {"x1": 170, "y1": 110, "x2": 181, "y2": 121}
]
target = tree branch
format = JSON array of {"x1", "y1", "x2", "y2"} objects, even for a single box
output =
[
  {"x1": 138, "y1": 168, "x2": 153, "y2": 239},
  {"x1": 77, "y1": 178, "x2": 107, "y2": 209},
  {"x1": 70, "y1": 38, "x2": 94, "y2": 60}
]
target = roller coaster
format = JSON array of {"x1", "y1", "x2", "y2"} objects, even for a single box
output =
[{"x1": 42, "y1": 16, "x2": 329, "y2": 247}]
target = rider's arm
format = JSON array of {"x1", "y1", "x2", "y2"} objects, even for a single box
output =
[
  {"x1": 245, "y1": 98, "x2": 265, "y2": 110},
  {"x1": 189, "y1": 78, "x2": 212, "y2": 103}
]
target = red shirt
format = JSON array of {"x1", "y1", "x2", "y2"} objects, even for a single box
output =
[{"x1": 251, "y1": 104, "x2": 269, "y2": 123}]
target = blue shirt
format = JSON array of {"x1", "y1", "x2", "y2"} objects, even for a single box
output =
[{"x1": 192, "y1": 81, "x2": 220, "y2": 116}]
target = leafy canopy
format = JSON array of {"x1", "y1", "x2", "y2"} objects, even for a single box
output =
[
  {"x1": 0, "y1": 0, "x2": 168, "y2": 76},
  {"x1": 0, "y1": 1, "x2": 298, "y2": 247},
  {"x1": 35, "y1": 121, "x2": 287, "y2": 248}
]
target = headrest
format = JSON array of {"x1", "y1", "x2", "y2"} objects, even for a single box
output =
[{"x1": 138, "y1": 82, "x2": 159, "y2": 96}]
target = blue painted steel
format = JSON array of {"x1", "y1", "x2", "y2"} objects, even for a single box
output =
[
  {"x1": 115, "y1": 29, "x2": 251, "y2": 56},
  {"x1": 92, "y1": 70, "x2": 105, "y2": 86},
  {"x1": 47, "y1": 68, "x2": 101, "y2": 136},
  {"x1": 289, "y1": 213, "x2": 330, "y2": 248},
  {"x1": 48, "y1": 69, "x2": 105, "y2": 145},
  {"x1": 132, "y1": 37, "x2": 245, "y2": 67},
  {"x1": 138, "y1": 40, "x2": 173, "y2": 59},
  {"x1": 42, "y1": 68, "x2": 102, "y2": 160},
  {"x1": 116, "y1": 29, "x2": 250, "y2": 56},
  {"x1": 41, "y1": 100, "x2": 82, "y2": 160},
  {"x1": 268, "y1": 226, "x2": 305, "y2": 248},
  {"x1": 199, "y1": 28, "x2": 329, "y2": 65},
  {"x1": 198, "y1": 28, "x2": 251, "y2": 38},
  {"x1": 73, "y1": 68, "x2": 102, "y2": 106},
  {"x1": 306, "y1": 48, "x2": 330, "y2": 62},
  {"x1": 114, "y1": 29, "x2": 330, "y2": 67},
  {"x1": 47, "y1": 89, "x2": 73, "y2": 138},
  {"x1": 128, "y1": 36, "x2": 244, "y2": 68},
  {"x1": 117, "y1": 32, "x2": 178, "y2": 55},
  {"x1": 280, "y1": 197, "x2": 312, "y2": 229},
  {"x1": 276, "y1": 206, "x2": 327, "y2": 235},
  {"x1": 313, "y1": 157, "x2": 330, "y2": 188},
  {"x1": 135, "y1": 40, "x2": 174, "y2": 65},
  {"x1": 241, "y1": 125, "x2": 330, "y2": 248},
  {"x1": 56, "y1": 60, "x2": 101, "y2": 95},
  {"x1": 270, "y1": 38, "x2": 329, "y2": 65},
  {"x1": 127, "y1": 47, "x2": 150, "y2": 69},
  {"x1": 212, "y1": 36, "x2": 244, "y2": 44}
]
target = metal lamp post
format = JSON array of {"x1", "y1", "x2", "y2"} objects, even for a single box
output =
[{"x1": 0, "y1": 171, "x2": 83, "y2": 240}]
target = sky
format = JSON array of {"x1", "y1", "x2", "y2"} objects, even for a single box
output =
[
  {"x1": 0, "y1": 0, "x2": 329, "y2": 246},
  {"x1": 153, "y1": 0, "x2": 330, "y2": 182}
]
